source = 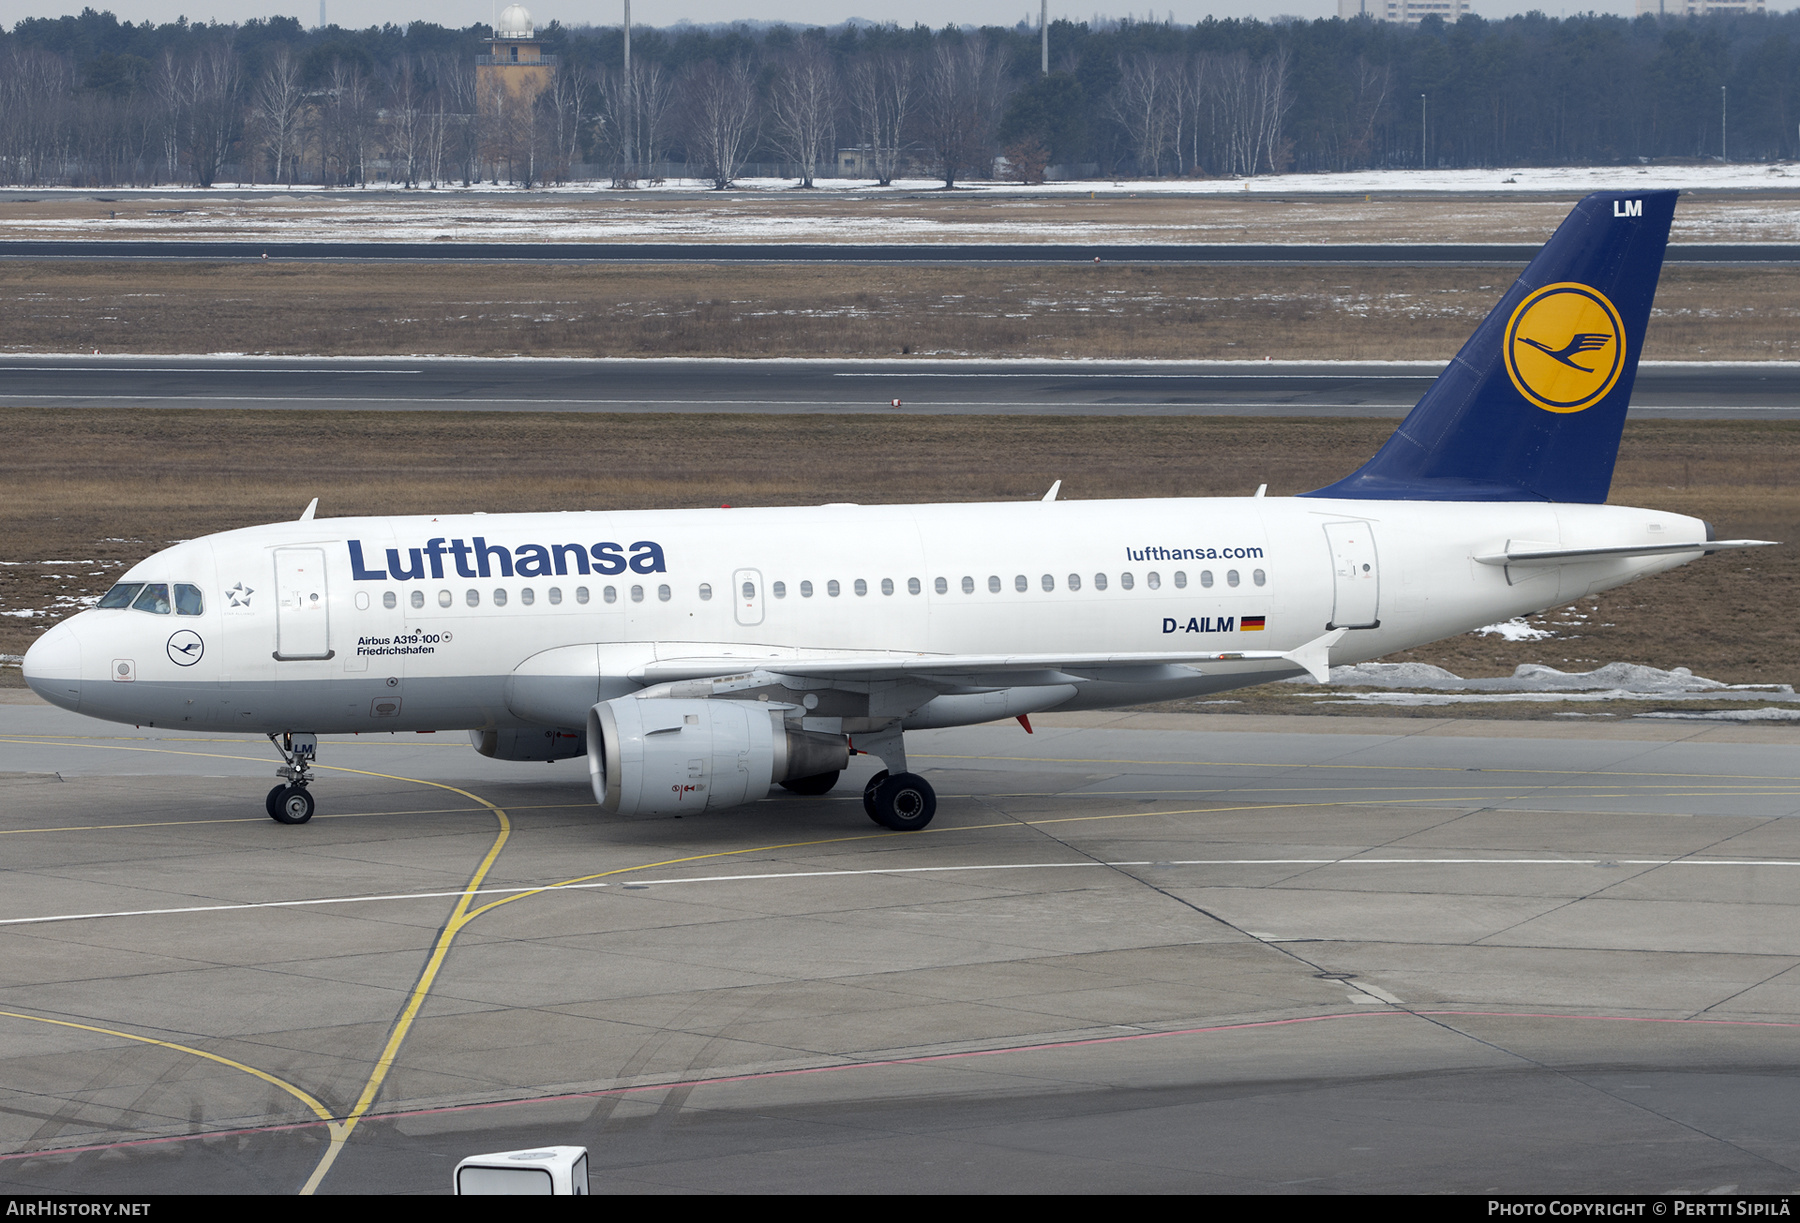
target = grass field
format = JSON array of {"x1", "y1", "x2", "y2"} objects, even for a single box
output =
[
  {"x1": 5, "y1": 262, "x2": 1797, "y2": 360},
  {"x1": 1, "y1": 410, "x2": 1792, "y2": 697}
]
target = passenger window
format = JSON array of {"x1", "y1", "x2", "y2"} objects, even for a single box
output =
[
  {"x1": 908, "y1": 577, "x2": 921, "y2": 595},
  {"x1": 174, "y1": 584, "x2": 204, "y2": 615},
  {"x1": 1121, "y1": 572, "x2": 1135, "y2": 590},
  {"x1": 1067, "y1": 573, "x2": 1081, "y2": 591},
  {"x1": 854, "y1": 579, "x2": 868, "y2": 597},
  {"x1": 699, "y1": 583, "x2": 713, "y2": 601},
  {"x1": 1174, "y1": 571, "x2": 1187, "y2": 589},
  {"x1": 466, "y1": 589, "x2": 480, "y2": 607},
  {"x1": 98, "y1": 583, "x2": 143, "y2": 609},
  {"x1": 631, "y1": 585, "x2": 644, "y2": 602},
  {"x1": 1200, "y1": 570, "x2": 1214, "y2": 588},
  {"x1": 576, "y1": 587, "x2": 590, "y2": 604},
  {"x1": 548, "y1": 587, "x2": 563, "y2": 605},
  {"x1": 828, "y1": 580, "x2": 840, "y2": 597},
  {"x1": 773, "y1": 581, "x2": 787, "y2": 598},
  {"x1": 437, "y1": 590, "x2": 452, "y2": 608},
  {"x1": 603, "y1": 586, "x2": 616, "y2": 604},
  {"x1": 742, "y1": 580, "x2": 756, "y2": 601},
  {"x1": 1254, "y1": 569, "x2": 1267, "y2": 587},
  {"x1": 880, "y1": 578, "x2": 894, "y2": 596},
  {"x1": 1014, "y1": 574, "x2": 1027, "y2": 592},
  {"x1": 1040, "y1": 574, "x2": 1054, "y2": 592},
  {"x1": 934, "y1": 577, "x2": 948, "y2": 595},
  {"x1": 411, "y1": 590, "x2": 425, "y2": 609},
  {"x1": 1147, "y1": 571, "x2": 1161, "y2": 590},
  {"x1": 493, "y1": 588, "x2": 508, "y2": 607},
  {"x1": 987, "y1": 575, "x2": 1001, "y2": 593},
  {"x1": 521, "y1": 587, "x2": 535, "y2": 605},
  {"x1": 657, "y1": 584, "x2": 671, "y2": 602},
  {"x1": 132, "y1": 583, "x2": 171, "y2": 614},
  {"x1": 383, "y1": 591, "x2": 397, "y2": 609},
  {"x1": 1227, "y1": 569, "x2": 1240, "y2": 587},
  {"x1": 962, "y1": 576, "x2": 975, "y2": 594},
  {"x1": 1094, "y1": 573, "x2": 1108, "y2": 591},
  {"x1": 801, "y1": 580, "x2": 814, "y2": 598}
]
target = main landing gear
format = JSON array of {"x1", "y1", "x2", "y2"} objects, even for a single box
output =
[
  {"x1": 266, "y1": 731, "x2": 318, "y2": 825},
  {"x1": 861, "y1": 770, "x2": 937, "y2": 832}
]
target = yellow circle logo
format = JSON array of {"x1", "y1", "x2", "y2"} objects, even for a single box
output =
[{"x1": 1504, "y1": 282, "x2": 1626, "y2": 414}]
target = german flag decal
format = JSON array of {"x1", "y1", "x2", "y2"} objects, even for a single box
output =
[{"x1": 1242, "y1": 616, "x2": 1266, "y2": 631}]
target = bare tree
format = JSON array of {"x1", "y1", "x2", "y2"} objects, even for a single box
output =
[
  {"x1": 1109, "y1": 52, "x2": 1179, "y2": 176},
  {"x1": 847, "y1": 49, "x2": 912, "y2": 185},
  {"x1": 766, "y1": 40, "x2": 838, "y2": 187},
  {"x1": 544, "y1": 65, "x2": 594, "y2": 184},
  {"x1": 0, "y1": 48, "x2": 73, "y2": 185},
  {"x1": 919, "y1": 38, "x2": 1004, "y2": 188},
  {"x1": 385, "y1": 56, "x2": 427, "y2": 187},
  {"x1": 182, "y1": 42, "x2": 242, "y2": 188},
  {"x1": 681, "y1": 58, "x2": 758, "y2": 190},
  {"x1": 256, "y1": 46, "x2": 304, "y2": 185}
]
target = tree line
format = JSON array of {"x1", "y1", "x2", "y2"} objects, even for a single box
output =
[{"x1": 1, "y1": 6, "x2": 1797, "y2": 188}]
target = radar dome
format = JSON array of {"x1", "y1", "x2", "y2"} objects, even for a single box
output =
[{"x1": 494, "y1": 4, "x2": 533, "y2": 37}]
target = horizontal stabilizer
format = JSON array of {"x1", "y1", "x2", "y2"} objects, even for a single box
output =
[{"x1": 1473, "y1": 539, "x2": 1777, "y2": 567}]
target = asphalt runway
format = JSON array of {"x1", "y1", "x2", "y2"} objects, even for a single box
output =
[
  {"x1": 0, "y1": 694, "x2": 1797, "y2": 1194},
  {"x1": 2, "y1": 240, "x2": 1796, "y2": 265},
  {"x1": 5, "y1": 357, "x2": 1798, "y2": 418}
]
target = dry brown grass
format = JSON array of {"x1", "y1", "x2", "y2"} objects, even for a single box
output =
[
  {"x1": 4, "y1": 261, "x2": 1797, "y2": 360},
  {"x1": 1, "y1": 410, "x2": 1794, "y2": 689}
]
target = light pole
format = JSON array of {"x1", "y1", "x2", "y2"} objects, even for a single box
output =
[
  {"x1": 624, "y1": 0, "x2": 634, "y2": 181},
  {"x1": 1041, "y1": 0, "x2": 1049, "y2": 76},
  {"x1": 1721, "y1": 84, "x2": 1727, "y2": 162},
  {"x1": 1420, "y1": 93, "x2": 1427, "y2": 170}
]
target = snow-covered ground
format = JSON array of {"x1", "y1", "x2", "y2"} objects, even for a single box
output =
[
  {"x1": 1287, "y1": 660, "x2": 1800, "y2": 717},
  {"x1": 33, "y1": 162, "x2": 1800, "y2": 197},
  {"x1": 5, "y1": 163, "x2": 1794, "y2": 246}
]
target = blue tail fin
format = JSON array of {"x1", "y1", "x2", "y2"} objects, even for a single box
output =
[{"x1": 1304, "y1": 190, "x2": 1676, "y2": 503}]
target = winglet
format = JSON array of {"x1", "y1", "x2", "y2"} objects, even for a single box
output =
[
  {"x1": 1282, "y1": 627, "x2": 1348, "y2": 685},
  {"x1": 298, "y1": 498, "x2": 318, "y2": 522},
  {"x1": 1042, "y1": 481, "x2": 1061, "y2": 503}
]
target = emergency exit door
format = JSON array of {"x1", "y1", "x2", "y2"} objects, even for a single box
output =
[{"x1": 1324, "y1": 522, "x2": 1380, "y2": 629}]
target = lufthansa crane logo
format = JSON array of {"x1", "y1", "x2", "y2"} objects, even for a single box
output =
[
  {"x1": 1504, "y1": 282, "x2": 1626, "y2": 414},
  {"x1": 166, "y1": 630, "x2": 204, "y2": 667}
]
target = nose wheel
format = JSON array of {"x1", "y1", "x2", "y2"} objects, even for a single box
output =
[
  {"x1": 266, "y1": 731, "x2": 320, "y2": 825},
  {"x1": 266, "y1": 784, "x2": 315, "y2": 825}
]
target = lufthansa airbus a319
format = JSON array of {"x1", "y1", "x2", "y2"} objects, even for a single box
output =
[{"x1": 21, "y1": 191, "x2": 1774, "y2": 831}]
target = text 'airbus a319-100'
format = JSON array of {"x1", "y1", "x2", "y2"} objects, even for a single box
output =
[{"x1": 21, "y1": 191, "x2": 1776, "y2": 831}]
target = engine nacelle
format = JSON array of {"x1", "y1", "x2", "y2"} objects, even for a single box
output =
[
  {"x1": 470, "y1": 727, "x2": 586, "y2": 762},
  {"x1": 586, "y1": 698, "x2": 848, "y2": 815}
]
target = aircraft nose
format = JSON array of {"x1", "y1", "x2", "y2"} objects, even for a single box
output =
[{"x1": 22, "y1": 619, "x2": 82, "y2": 711}]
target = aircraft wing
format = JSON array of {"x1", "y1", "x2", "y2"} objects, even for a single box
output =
[{"x1": 631, "y1": 629, "x2": 1349, "y2": 687}]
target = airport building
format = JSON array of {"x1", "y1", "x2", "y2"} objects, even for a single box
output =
[
  {"x1": 1635, "y1": 0, "x2": 1765, "y2": 13},
  {"x1": 1337, "y1": 0, "x2": 1469, "y2": 21}
]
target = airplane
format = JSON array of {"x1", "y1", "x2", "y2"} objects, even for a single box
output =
[{"x1": 20, "y1": 190, "x2": 1774, "y2": 832}]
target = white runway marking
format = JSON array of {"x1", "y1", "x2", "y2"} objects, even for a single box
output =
[{"x1": 4, "y1": 855, "x2": 1797, "y2": 929}]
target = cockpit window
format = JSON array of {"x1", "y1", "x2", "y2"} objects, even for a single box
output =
[
  {"x1": 131, "y1": 583, "x2": 171, "y2": 614},
  {"x1": 174, "y1": 584, "x2": 204, "y2": 616},
  {"x1": 98, "y1": 583, "x2": 143, "y2": 609}
]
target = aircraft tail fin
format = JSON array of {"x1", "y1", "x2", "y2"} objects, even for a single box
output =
[{"x1": 1304, "y1": 190, "x2": 1676, "y2": 504}]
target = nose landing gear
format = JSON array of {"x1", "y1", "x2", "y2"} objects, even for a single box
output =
[{"x1": 266, "y1": 732, "x2": 318, "y2": 825}]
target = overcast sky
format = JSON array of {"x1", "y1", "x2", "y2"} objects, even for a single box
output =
[{"x1": 0, "y1": 1, "x2": 1656, "y2": 33}]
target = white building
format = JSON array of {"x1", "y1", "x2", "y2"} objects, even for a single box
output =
[
  {"x1": 1338, "y1": 0, "x2": 1469, "y2": 21},
  {"x1": 1635, "y1": 0, "x2": 1765, "y2": 14}
]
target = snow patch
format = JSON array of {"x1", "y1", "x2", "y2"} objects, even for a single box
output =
[
  {"x1": 1476, "y1": 618, "x2": 1555, "y2": 642},
  {"x1": 1637, "y1": 708, "x2": 1800, "y2": 723}
]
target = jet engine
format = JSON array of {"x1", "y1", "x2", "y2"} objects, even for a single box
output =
[
  {"x1": 470, "y1": 727, "x2": 585, "y2": 762},
  {"x1": 586, "y1": 697, "x2": 848, "y2": 815}
]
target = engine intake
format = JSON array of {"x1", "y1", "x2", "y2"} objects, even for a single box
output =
[{"x1": 586, "y1": 697, "x2": 848, "y2": 815}]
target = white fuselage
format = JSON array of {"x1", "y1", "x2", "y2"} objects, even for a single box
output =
[{"x1": 25, "y1": 495, "x2": 1703, "y2": 738}]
